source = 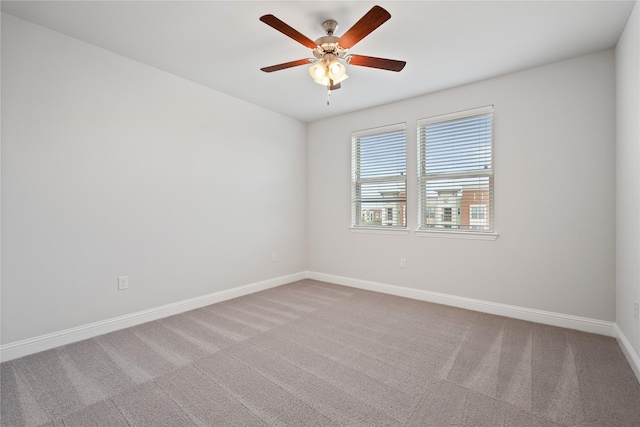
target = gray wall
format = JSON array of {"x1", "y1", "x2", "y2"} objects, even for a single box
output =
[
  {"x1": 1, "y1": 14, "x2": 307, "y2": 344},
  {"x1": 307, "y1": 50, "x2": 616, "y2": 322},
  {"x1": 616, "y1": 1, "x2": 640, "y2": 364}
]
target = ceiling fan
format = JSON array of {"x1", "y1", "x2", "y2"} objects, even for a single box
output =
[{"x1": 259, "y1": 5, "x2": 406, "y2": 102}]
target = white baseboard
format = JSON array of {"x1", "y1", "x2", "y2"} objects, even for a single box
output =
[
  {"x1": 306, "y1": 271, "x2": 616, "y2": 337},
  {"x1": 3, "y1": 270, "x2": 630, "y2": 376},
  {"x1": 615, "y1": 325, "x2": 640, "y2": 383},
  {"x1": 0, "y1": 272, "x2": 306, "y2": 362}
]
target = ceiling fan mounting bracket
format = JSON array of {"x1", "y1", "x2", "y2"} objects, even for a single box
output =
[{"x1": 321, "y1": 19, "x2": 338, "y2": 36}]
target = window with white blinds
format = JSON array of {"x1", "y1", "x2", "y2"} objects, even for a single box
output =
[
  {"x1": 417, "y1": 106, "x2": 494, "y2": 233},
  {"x1": 352, "y1": 123, "x2": 407, "y2": 228}
]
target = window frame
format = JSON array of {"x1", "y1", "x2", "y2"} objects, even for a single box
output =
[{"x1": 416, "y1": 106, "x2": 498, "y2": 240}]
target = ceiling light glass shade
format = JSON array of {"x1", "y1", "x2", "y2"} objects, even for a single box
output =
[
  {"x1": 331, "y1": 73, "x2": 349, "y2": 84},
  {"x1": 309, "y1": 63, "x2": 328, "y2": 84},
  {"x1": 328, "y1": 60, "x2": 346, "y2": 80}
]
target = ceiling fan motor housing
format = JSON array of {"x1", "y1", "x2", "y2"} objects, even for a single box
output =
[
  {"x1": 314, "y1": 20, "x2": 346, "y2": 60},
  {"x1": 313, "y1": 36, "x2": 346, "y2": 60}
]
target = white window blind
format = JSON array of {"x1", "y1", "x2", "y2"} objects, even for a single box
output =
[
  {"x1": 352, "y1": 123, "x2": 407, "y2": 228},
  {"x1": 418, "y1": 106, "x2": 494, "y2": 232}
]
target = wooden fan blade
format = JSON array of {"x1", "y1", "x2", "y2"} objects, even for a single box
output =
[
  {"x1": 260, "y1": 14, "x2": 317, "y2": 49},
  {"x1": 338, "y1": 6, "x2": 391, "y2": 49},
  {"x1": 347, "y1": 55, "x2": 406, "y2": 72},
  {"x1": 261, "y1": 59, "x2": 313, "y2": 73},
  {"x1": 329, "y1": 81, "x2": 341, "y2": 90}
]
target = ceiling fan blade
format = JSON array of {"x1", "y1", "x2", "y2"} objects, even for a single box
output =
[
  {"x1": 261, "y1": 59, "x2": 313, "y2": 73},
  {"x1": 260, "y1": 14, "x2": 317, "y2": 49},
  {"x1": 337, "y1": 6, "x2": 391, "y2": 49},
  {"x1": 347, "y1": 55, "x2": 406, "y2": 72},
  {"x1": 329, "y1": 81, "x2": 341, "y2": 90}
]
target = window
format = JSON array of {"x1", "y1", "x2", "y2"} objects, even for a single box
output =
[
  {"x1": 470, "y1": 205, "x2": 486, "y2": 219},
  {"x1": 418, "y1": 106, "x2": 493, "y2": 233},
  {"x1": 470, "y1": 205, "x2": 487, "y2": 230},
  {"x1": 443, "y1": 207, "x2": 452, "y2": 223},
  {"x1": 352, "y1": 123, "x2": 407, "y2": 228}
]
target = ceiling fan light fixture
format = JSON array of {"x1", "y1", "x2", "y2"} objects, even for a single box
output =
[{"x1": 310, "y1": 59, "x2": 348, "y2": 86}]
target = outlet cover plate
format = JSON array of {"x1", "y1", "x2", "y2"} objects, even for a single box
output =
[{"x1": 118, "y1": 276, "x2": 129, "y2": 290}]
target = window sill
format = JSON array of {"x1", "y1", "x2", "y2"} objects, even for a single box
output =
[
  {"x1": 415, "y1": 229, "x2": 499, "y2": 241},
  {"x1": 349, "y1": 226, "x2": 409, "y2": 236}
]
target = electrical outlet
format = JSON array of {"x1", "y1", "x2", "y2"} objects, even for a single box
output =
[
  {"x1": 634, "y1": 301, "x2": 639, "y2": 321},
  {"x1": 400, "y1": 258, "x2": 406, "y2": 268},
  {"x1": 271, "y1": 253, "x2": 277, "y2": 263},
  {"x1": 118, "y1": 276, "x2": 129, "y2": 291}
]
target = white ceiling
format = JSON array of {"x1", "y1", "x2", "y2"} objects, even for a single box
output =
[{"x1": 1, "y1": 1, "x2": 635, "y2": 123}]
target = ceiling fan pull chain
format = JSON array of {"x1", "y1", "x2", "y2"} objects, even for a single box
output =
[{"x1": 327, "y1": 87, "x2": 331, "y2": 105}]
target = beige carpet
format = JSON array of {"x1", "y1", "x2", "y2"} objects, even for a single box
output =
[{"x1": 2, "y1": 279, "x2": 639, "y2": 426}]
